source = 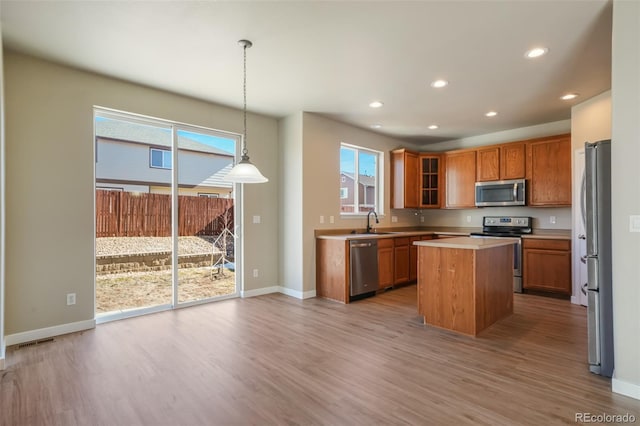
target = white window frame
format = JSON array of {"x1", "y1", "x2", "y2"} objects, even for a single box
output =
[
  {"x1": 149, "y1": 147, "x2": 172, "y2": 169},
  {"x1": 339, "y1": 143, "x2": 384, "y2": 216}
]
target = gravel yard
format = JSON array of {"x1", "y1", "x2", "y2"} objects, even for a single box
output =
[
  {"x1": 96, "y1": 236, "x2": 220, "y2": 256},
  {"x1": 96, "y1": 236, "x2": 236, "y2": 313}
]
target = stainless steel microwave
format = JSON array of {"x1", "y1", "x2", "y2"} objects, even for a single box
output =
[{"x1": 475, "y1": 179, "x2": 526, "y2": 207}]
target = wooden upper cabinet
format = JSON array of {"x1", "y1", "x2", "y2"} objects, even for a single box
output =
[
  {"x1": 500, "y1": 143, "x2": 526, "y2": 180},
  {"x1": 477, "y1": 143, "x2": 525, "y2": 182},
  {"x1": 419, "y1": 154, "x2": 442, "y2": 208},
  {"x1": 444, "y1": 150, "x2": 477, "y2": 209},
  {"x1": 391, "y1": 149, "x2": 419, "y2": 209},
  {"x1": 476, "y1": 147, "x2": 500, "y2": 181},
  {"x1": 526, "y1": 134, "x2": 572, "y2": 206}
]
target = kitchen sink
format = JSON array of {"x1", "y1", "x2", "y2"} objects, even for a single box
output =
[{"x1": 361, "y1": 231, "x2": 401, "y2": 235}]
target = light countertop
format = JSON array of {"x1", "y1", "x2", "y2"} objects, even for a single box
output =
[
  {"x1": 316, "y1": 227, "x2": 570, "y2": 241},
  {"x1": 414, "y1": 236, "x2": 520, "y2": 250}
]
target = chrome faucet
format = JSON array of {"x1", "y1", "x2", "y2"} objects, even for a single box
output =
[{"x1": 366, "y1": 211, "x2": 379, "y2": 233}]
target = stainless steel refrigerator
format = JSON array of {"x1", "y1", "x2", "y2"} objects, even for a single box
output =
[{"x1": 585, "y1": 139, "x2": 614, "y2": 377}]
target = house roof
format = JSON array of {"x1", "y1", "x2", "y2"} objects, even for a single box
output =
[
  {"x1": 95, "y1": 118, "x2": 234, "y2": 157},
  {"x1": 341, "y1": 172, "x2": 375, "y2": 187},
  {"x1": 200, "y1": 163, "x2": 234, "y2": 189}
]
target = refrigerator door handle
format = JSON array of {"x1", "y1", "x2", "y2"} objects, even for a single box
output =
[
  {"x1": 587, "y1": 290, "x2": 601, "y2": 367},
  {"x1": 587, "y1": 257, "x2": 599, "y2": 291}
]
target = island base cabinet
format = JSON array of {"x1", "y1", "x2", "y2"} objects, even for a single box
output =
[{"x1": 418, "y1": 244, "x2": 513, "y2": 336}]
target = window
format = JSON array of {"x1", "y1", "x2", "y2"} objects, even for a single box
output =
[
  {"x1": 198, "y1": 193, "x2": 220, "y2": 198},
  {"x1": 340, "y1": 143, "x2": 383, "y2": 214},
  {"x1": 150, "y1": 148, "x2": 172, "y2": 169}
]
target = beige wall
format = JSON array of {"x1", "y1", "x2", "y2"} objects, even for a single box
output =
[
  {"x1": 301, "y1": 113, "x2": 418, "y2": 293},
  {"x1": 0, "y1": 19, "x2": 5, "y2": 367},
  {"x1": 3, "y1": 50, "x2": 279, "y2": 335},
  {"x1": 279, "y1": 113, "x2": 304, "y2": 294},
  {"x1": 425, "y1": 119, "x2": 571, "y2": 152},
  {"x1": 571, "y1": 91, "x2": 612, "y2": 151},
  {"x1": 611, "y1": 0, "x2": 640, "y2": 398}
]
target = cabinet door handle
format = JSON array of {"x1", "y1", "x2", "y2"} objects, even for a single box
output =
[
  {"x1": 581, "y1": 255, "x2": 587, "y2": 264},
  {"x1": 578, "y1": 234, "x2": 586, "y2": 240}
]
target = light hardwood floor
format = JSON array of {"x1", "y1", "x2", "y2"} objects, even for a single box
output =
[{"x1": 1, "y1": 286, "x2": 639, "y2": 425}]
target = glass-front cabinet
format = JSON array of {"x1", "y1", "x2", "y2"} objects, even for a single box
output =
[{"x1": 419, "y1": 154, "x2": 441, "y2": 208}]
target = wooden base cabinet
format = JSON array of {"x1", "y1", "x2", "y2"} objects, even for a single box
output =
[
  {"x1": 523, "y1": 238, "x2": 571, "y2": 295},
  {"x1": 393, "y1": 237, "x2": 410, "y2": 284},
  {"x1": 378, "y1": 238, "x2": 394, "y2": 289}
]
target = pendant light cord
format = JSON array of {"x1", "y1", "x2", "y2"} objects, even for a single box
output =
[{"x1": 242, "y1": 42, "x2": 248, "y2": 158}]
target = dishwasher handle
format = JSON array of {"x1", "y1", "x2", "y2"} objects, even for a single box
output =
[{"x1": 351, "y1": 241, "x2": 376, "y2": 248}]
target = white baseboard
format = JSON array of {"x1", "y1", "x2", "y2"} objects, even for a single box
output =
[
  {"x1": 241, "y1": 286, "x2": 280, "y2": 298},
  {"x1": 5, "y1": 319, "x2": 96, "y2": 347},
  {"x1": 278, "y1": 286, "x2": 316, "y2": 300},
  {"x1": 242, "y1": 285, "x2": 316, "y2": 300},
  {"x1": 612, "y1": 377, "x2": 640, "y2": 401}
]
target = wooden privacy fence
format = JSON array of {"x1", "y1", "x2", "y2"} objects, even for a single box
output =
[{"x1": 96, "y1": 190, "x2": 234, "y2": 237}]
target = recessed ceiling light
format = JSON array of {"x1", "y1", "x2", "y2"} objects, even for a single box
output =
[
  {"x1": 525, "y1": 47, "x2": 549, "y2": 59},
  {"x1": 370, "y1": 124, "x2": 382, "y2": 129},
  {"x1": 369, "y1": 101, "x2": 384, "y2": 108},
  {"x1": 428, "y1": 124, "x2": 439, "y2": 130},
  {"x1": 485, "y1": 111, "x2": 498, "y2": 117},
  {"x1": 561, "y1": 93, "x2": 579, "y2": 101},
  {"x1": 430, "y1": 80, "x2": 448, "y2": 88}
]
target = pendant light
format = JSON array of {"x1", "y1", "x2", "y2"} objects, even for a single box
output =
[{"x1": 224, "y1": 39, "x2": 268, "y2": 184}]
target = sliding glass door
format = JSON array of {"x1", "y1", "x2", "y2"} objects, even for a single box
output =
[
  {"x1": 175, "y1": 127, "x2": 238, "y2": 305},
  {"x1": 94, "y1": 108, "x2": 240, "y2": 321}
]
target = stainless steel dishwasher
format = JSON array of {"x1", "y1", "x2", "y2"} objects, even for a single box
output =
[{"x1": 349, "y1": 240, "x2": 379, "y2": 299}]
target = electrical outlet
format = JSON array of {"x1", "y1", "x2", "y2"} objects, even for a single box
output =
[
  {"x1": 550, "y1": 216, "x2": 556, "y2": 224},
  {"x1": 420, "y1": 216, "x2": 425, "y2": 223},
  {"x1": 329, "y1": 216, "x2": 335, "y2": 224},
  {"x1": 252, "y1": 215, "x2": 261, "y2": 224},
  {"x1": 66, "y1": 293, "x2": 76, "y2": 306},
  {"x1": 391, "y1": 216, "x2": 398, "y2": 223},
  {"x1": 253, "y1": 269, "x2": 259, "y2": 278},
  {"x1": 319, "y1": 215, "x2": 325, "y2": 224},
  {"x1": 630, "y1": 215, "x2": 640, "y2": 232},
  {"x1": 466, "y1": 215, "x2": 472, "y2": 223}
]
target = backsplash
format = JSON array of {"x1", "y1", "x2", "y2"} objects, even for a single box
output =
[{"x1": 417, "y1": 206, "x2": 572, "y2": 230}]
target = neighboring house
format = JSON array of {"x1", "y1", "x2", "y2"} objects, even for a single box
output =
[
  {"x1": 340, "y1": 172, "x2": 376, "y2": 212},
  {"x1": 95, "y1": 118, "x2": 234, "y2": 198}
]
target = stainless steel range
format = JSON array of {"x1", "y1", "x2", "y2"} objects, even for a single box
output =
[{"x1": 470, "y1": 216, "x2": 532, "y2": 293}]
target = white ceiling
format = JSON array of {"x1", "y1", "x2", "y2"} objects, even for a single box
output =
[{"x1": 0, "y1": 0, "x2": 612, "y2": 145}]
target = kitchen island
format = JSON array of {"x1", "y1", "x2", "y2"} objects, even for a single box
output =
[{"x1": 414, "y1": 237, "x2": 517, "y2": 336}]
